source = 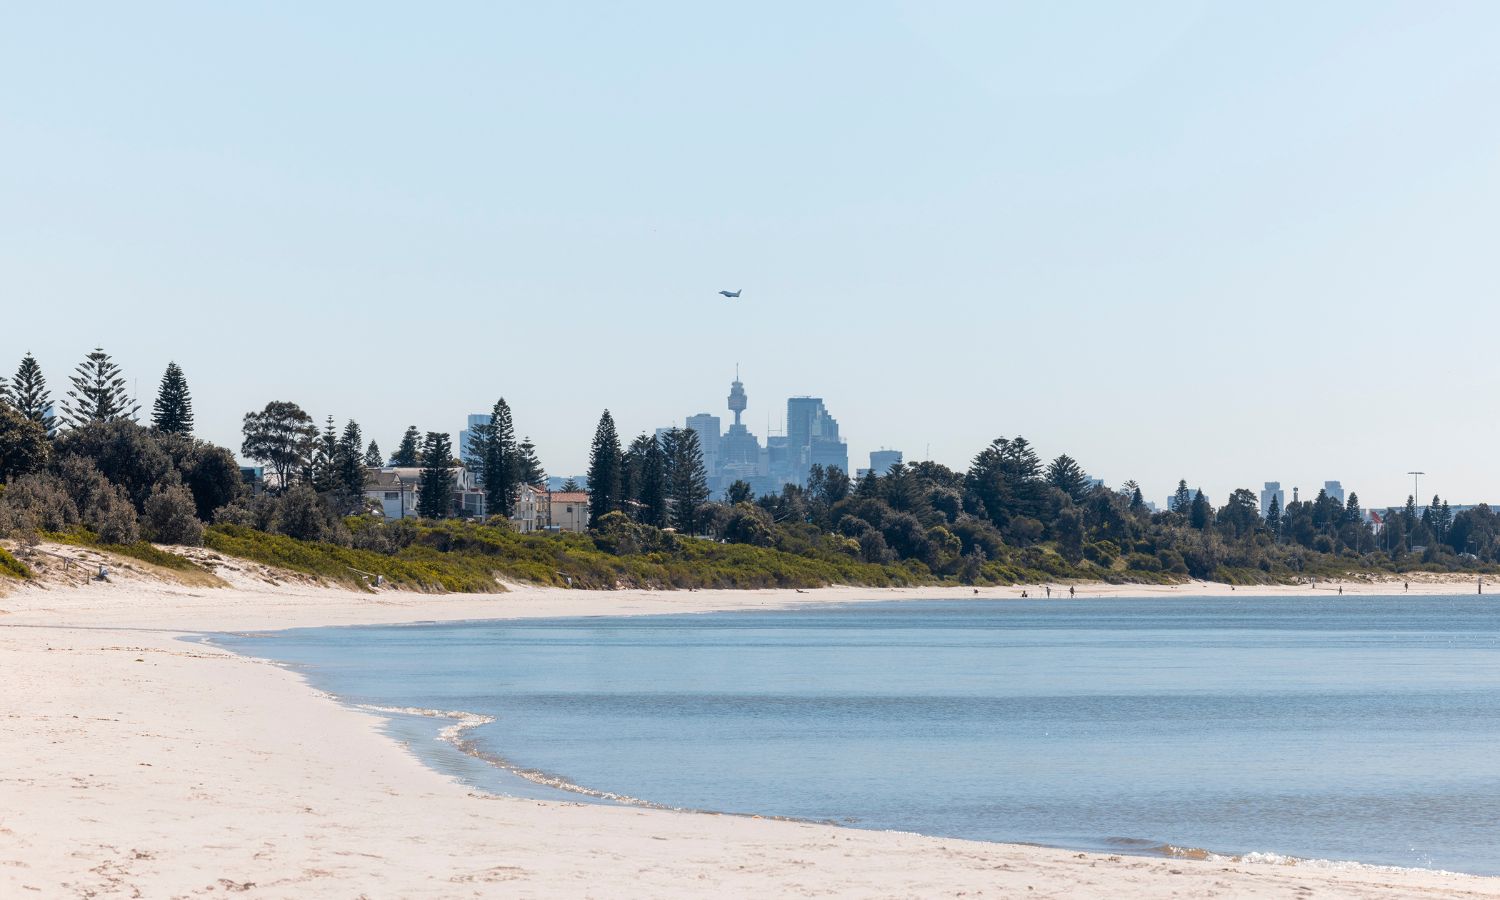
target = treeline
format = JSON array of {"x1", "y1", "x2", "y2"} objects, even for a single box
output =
[
  {"x1": 0, "y1": 350, "x2": 235, "y2": 547},
  {"x1": 3, "y1": 347, "x2": 1498, "y2": 588}
]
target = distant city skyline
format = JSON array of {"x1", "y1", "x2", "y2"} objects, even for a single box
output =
[{"x1": 5, "y1": 5, "x2": 1499, "y2": 509}]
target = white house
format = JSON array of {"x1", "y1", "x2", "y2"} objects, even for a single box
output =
[
  {"x1": 511, "y1": 484, "x2": 550, "y2": 533},
  {"x1": 363, "y1": 467, "x2": 484, "y2": 520}
]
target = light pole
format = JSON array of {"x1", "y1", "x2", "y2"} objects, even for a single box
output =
[{"x1": 1408, "y1": 471, "x2": 1425, "y2": 509}]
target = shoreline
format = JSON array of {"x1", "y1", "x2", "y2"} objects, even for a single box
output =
[{"x1": 5, "y1": 577, "x2": 1500, "y2": 896}]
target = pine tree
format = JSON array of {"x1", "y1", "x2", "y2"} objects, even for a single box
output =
[
  {"x1": 1344, "y1": 492, "x2": 1363, "y2": 526},
  {"x1": 1172, "y1": 480, "x2": 1193, "y2": 514},
  {"x1": 517, "y1": 436, "x2": 546, "y2": 486},
  {"x1": 482, "y1": 398, "x2": 519, "y2": 518},
  {"x1": 364, "y1": 440, "x2": 383, "y2": 467},
  {"x1": 663, "y1": 427, "x2": 709, "y2": 533},
  {"x1": 392, "y1": 426, "x2": 421, "y2": 466},
  {"x1": 586, "y1": 410, "x2": 622, "y2": 528},
  {"x1": 312, "y1": 416, "x2": 340, "y2": 492},
  {"x1": 149, "y1": 361, "x2": 194, "y2": 434},
  {"x1": 624, "y1": 433, "x2": 667, "y2": 526},
  {"x1": 417, "y1": 432, "x2": 455, "y2": 518},
  {"x1": 1189, "y1": 490, "x2": 1212, "y2": 530},
  {"x1": 560, "y1": 477, "x2": 582, "y2": 492},
  {"x1": 1045, "y1": 454, "x2": 1090, "y2": 503},
  {"x1": 1266, "y1": 494, "x2": 1282, "y2": 540},
  {"x1": 11, "y1": 354, "x2": 54, "y2": 434},
  {"x1": 63, "y1": 347, "x2": 137, "y2": 427},
  {"x1": 337, "y1": 420, "x2": 366, "y2": 505}
]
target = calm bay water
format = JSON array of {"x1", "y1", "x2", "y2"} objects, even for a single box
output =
[{"x1": 213, "y1": 597, "x2": 1500, "y2": 874}]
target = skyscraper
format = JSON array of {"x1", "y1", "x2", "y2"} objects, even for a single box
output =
[
  {"x1": 685, "y1": 413, "x2": 721, "y2": 478},
  {"x1": 458, "y1": 413, "x2": 488, "y2": 464},
  {"x1": 1323, "y1": 481, "x2": 1345, "y2": 504},
  {"x1": 869, "y1": 449, "x2": 903, "y2": 476},
  {"x1": 784, "y1": 396, "x2": 848, "y2": 486},
  {"x1": 1260, "y1": 482, "x2": 1284, "y2": 518}
]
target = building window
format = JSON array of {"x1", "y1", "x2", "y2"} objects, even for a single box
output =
[{"x1": 385, "y1": 492, "x2": 399, "y2": 500}]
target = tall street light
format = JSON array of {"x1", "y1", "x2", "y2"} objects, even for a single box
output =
[{"x1": 1408, "y1": 471, "x2": 1425, "y2": 508}]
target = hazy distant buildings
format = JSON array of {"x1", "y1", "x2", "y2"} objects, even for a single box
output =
[
  {"x1": 1324, "y1": 480, "x2": 1345, "y2": 504},
  {"x1": 458, "y1": 413, "x2": 488, "y2": 464},
  {"x1": 1260, "y1": 482, "x2": 1285, "y2": 517},
  {"x1": 869, "y1": 450, "x2": 903, "y2": 476},
  {"x1": 785, "y1": 396, "x2": 848, "y2": 487},
  {"x1": 665, "y1": 374, "x2": 855, "y2": 499},
  {"x1": 1167, "y1": 488, "x2": 1208, "y2": 512},
  {"x1": 685, "y1": 413, "x2": 721, "y2": 476}
]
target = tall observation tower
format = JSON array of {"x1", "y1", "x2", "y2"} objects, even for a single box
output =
[{"x1": 728, "y1": 367, "x2": 748, "y2": 427}]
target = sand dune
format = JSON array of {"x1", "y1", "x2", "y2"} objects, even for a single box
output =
[{"x1": 2, "y1": 562, "x2": 1497, "y2": 897}]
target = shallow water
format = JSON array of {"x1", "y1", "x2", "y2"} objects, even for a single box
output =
[{"x1": 213, "y1": 596, "x2": 1500, "y2": 874}]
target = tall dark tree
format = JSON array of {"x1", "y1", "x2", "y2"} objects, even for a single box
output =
[
  {"x1": 1344, "y1": 492, "x2": 1363, "y2": 526},
  {"x1": 1045, "y1": 454, "x2": 1090, "y2": 504},
  {"x1": 623, "y1": 433, "x2": 667, "y2": 527},
  {"x1": 63, "y1": 347, "x2": 137, "y2": 427},
  {"x1": 964, "y1": 436, "x2": 1043, "y2": 528},
  {"x1": 560, "y1": 477, "x2": 582, "y2": 492},
  {"x1": 11, "y1": 354, "x2": 55, "y2": 434},
  {"x1": 392, "y1": 426, "x2": 421, "y2": 466},
  {"x1": 1188, "y1": 490, "x2": 1212, "y2": 530},
  {"x1": 311, "y1": 416, "x2": 341, "y2": 493},
  {"x1": 483, "y1": 399, "x2": 520, "y2": 518},
  {"x1": 151, "y1": 361, "x2": 194, "y2": 435},
  {"x1": 241, "y1": 401, "x2": 316, "y2": 490},
  {"x1": 517, "y1": 436, "x2": 546, "y2": 486},
  {"x1": 586, "y1": 411, "x2": 622, "y2": 528},
  {"x1": 363, "y1": 440, "x2": 383, "y2": 468},
  {"x1": 1172, "y1": 480, "x2": 1194, "y2": 514},
  {"x1": 1266, "y1": 493, "x2": 1283, "y2": 540},
  {"x1": 663, "y1": 427, "x2": 710, "y2": 533},
  {"x1": 417, "y1": 432, "x2": 456, "y2": 519},
  {"x1": 337, "y1": 420, "x2": 366, "y2": 507},
  {"x1": 726, "y1": 479, "x2": 754, "y2": 505}
]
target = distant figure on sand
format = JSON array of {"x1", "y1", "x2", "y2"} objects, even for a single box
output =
[
  {"x1": 1045, "y1": 586, "x2": 1051, "y2": 598},
  {"x1": 1338, "y1": 586, "x2": 1343, "y2": 595},
  {"x1": 1069, "y1": 586, "x2": 1075, "y2": 598}
]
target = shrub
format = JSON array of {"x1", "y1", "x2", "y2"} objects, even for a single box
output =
[
  {"x1": 0, "y1": 545, "x2": 31, "y2": 579},
  {"x1": 144, "y1": 483, "x2": 205, "y2": 546},
  {"x1": 0, "y1": 472, "x2": 81, "y2": 534}
]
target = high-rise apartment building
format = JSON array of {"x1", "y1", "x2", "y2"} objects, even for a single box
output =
[
  {"x1": 1260, "y1": 482, "x2": 1285, "y2": 517},
  {"x1": 458, "y1": 413, "x2": 489, "y2": 464},
  {"x1": 869, "y1": 449, "x2": 903, "y2": 476}
]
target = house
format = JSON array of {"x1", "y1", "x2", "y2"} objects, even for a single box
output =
[
  {"x1": 549, "y1": 490, "x2": 590, "y2": 532},
  {"x1": 511, "y1": 484, "x2": 550, "y2": 533},
  {"x1": 364, "y1": 467, "x2": 485, "y2": 519}
]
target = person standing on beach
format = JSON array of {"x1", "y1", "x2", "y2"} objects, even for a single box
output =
[
  {"x1": 1069, "y1": 586, "x2": 1075, "y2": 598},
  {"x1": 1045, "y1": 585, "x2": 1051, "y2": 598}
]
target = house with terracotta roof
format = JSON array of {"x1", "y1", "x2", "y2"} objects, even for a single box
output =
[{"x1": 548, "y1": 491, "x2": 590, "y2": 533}]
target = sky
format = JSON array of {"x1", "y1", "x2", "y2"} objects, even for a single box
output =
[{"x1": 3, "y1": 2, "x2": 1498, "y2": 509}]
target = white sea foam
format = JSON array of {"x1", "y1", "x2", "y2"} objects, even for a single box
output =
[{"x1": 354, "y1": 702, "x2": 668, "y2": 808}]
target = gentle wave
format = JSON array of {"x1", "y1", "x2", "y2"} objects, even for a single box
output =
[
  {"x1": 353, "y1": 702, "x2": 673, "y2": 808},
  {"x1": 1110, "y1": 839, "x2": 1462, "y2": 876}
]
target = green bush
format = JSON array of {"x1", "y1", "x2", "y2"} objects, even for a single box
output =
[
  {"x1": 45, "y1": 528, "x2": 207, "y2": 573},
  {"x1": 0, "y1": 546, "x2": 31, "y2": 579}
]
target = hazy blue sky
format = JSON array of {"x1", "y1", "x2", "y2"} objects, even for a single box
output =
[{"x1": 4, "y1": 3, "x2": 1498, "y2": 507}]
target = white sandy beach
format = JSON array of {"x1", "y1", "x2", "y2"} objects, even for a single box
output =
[{"x1": 3, "y1": 552, "x2": 1498, "y2": 898}]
